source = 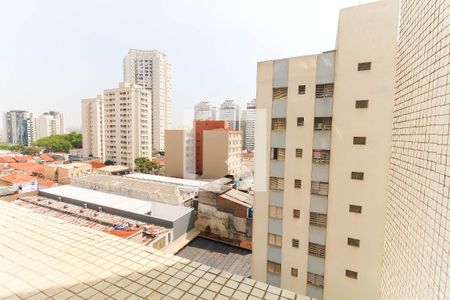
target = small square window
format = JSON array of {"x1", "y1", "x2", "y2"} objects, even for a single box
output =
[
  {"x1": 298, "y1": 85, "x2": 306, "y2": 95},
  {"x1": 347, "y1": 238, "x2": 360, "y2": 247},
  {"x1": 296, "y1": 148, "x2": 303, "y2": 157},
  {"x1": 351, "y1": 172, "x2": 364, "y2": 180},
  {"x1": 349, "y1": 205, "x2": 362, "y2": 213},
  {"x1": 358, "y1": 62, "x2": 371, "y2": 71},
  {"x1": 292, "y1": 239, "x2": 299, "y2": 248},
  {"x1": 291, "y1": 268, "x2": 298, "y2": 277},
  {"x1": 355, "y1": 100, "x2": 369, "y2": 108},
  {"x1": 353, "y1": 137, "x2": 366, "y2": 145},
  {"x1": 297, "y1": 117, "x2": 304, "y2": 126},
  {"x1": 345, "y1": 270, "x2": 358, "y2": 279},
  {"x1": 294, "y1": 179, "x2": 302, "y2": 189},
  {"x1": 293, "y1": 209, "x2": 301, "y2": 218}
]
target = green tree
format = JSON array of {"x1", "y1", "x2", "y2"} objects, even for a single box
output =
[
  {"x1": 20, "y1": 146, "x2": 41, "y2": 156},
  {"x1": 33, "y1": 136, "x2": 72, "y2": 153},
  {"x1": 150, "y1": 161, "x2": 163, "y2": 175},
  {"x1": 65, "y1": 132, "x2": 82, "y2": 148},
  {"x1": 104, "y1": 160, "x2": 115, "y2": 166},
  {"x1": 135, "y1": 157, "x2": 151, "y2": 173}
]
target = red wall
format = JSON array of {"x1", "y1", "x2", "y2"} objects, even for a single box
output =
[{"x1": 194, "y1": 120, "x2": 228, "y2": 173}]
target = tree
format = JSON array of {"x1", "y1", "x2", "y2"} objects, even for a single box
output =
[
  {"x1": 149, "y1": 161, "x2": 163, "y2": 175},
  {"x1": 134, "y1": 157, "x2": 151, "y2": 173},
  {"x1": 65, "y1": 132, "x2": 82, "y2": 148},
  {"x1": 33, "y1": 135, "x2": 72, "y2": 153},
  {"x1": 20, "y1": 146, "x2": 41, "y2": 156},
  {"x1": 104, "y1": 160, "x2": 115, "y2": 166}
]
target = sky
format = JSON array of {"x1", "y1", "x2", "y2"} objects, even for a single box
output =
[{"x1": 0, "y1": 0, "x2": 373, "y2": 131}]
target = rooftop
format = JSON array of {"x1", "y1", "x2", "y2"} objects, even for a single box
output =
[
  {"x1": 48, "y1": 162, "x2": 91, "y2": 169},
  {"x1": 97, "y1": 165, "x2": 130, "y2": 172},
  {"x1": 41, "y1": 185, "x2": 193, "y2": 222},
  {"x1": 0, "y1": 173, "x2": 37, "y2": 184},
  {"x1": 0, "y1": 201, "x2": 310, "y2": 300},
  {"x1": 126, "y1": 173, "x2": 209, "y2": 188},
  {"x1": 177, "y1": 237, "x2": 252, "y2": 277},
  {"x1": 220, "y1": 189, "x2": 254, "y2": 208},
  {"x1": 8, "y1": 162, "x2": 44, "y2": 174}
]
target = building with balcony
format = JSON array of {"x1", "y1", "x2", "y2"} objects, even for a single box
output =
[{"x1": 252, "y1": 1, "x2": 398, "y2": 299}]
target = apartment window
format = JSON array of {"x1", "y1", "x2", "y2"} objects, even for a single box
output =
[
  {"x1": 298, "y1": 85, "x2": 306, "y2": 95},
  {"x1": 292, "y1": 239, "x2": 299, "y2": 248},
  {"x1": 296, "y1": 148, "x2": 303, "y2": 158},
  {"x1": 345, "y1": 270, "x2": 358, "y2": 279},
  {"x1": 273, "y1": 87, "x2": 288, "y2": 100},
  {"x1": 358, "y1": 62, "x2": 371, "y2": 71},
  {"x1": 311, "y1": 181, "x2": 329, "y2": 196},
  {"x1": 355, "y1": 100, "x2": 369, "y2": 108},
  {"x1": 272, "y1": 118, "x2": 286, "y2": 130},
  {"x1": 314, "y1": 117, "x2": 332, "y2": 131},
  {"x1": 315, "y1": 83, "x2": 334, "y2": 98},
  {"x1": 271, "y1": 148, "x2": 286, "y2": 160},
  {"x1": 270, "y1": 177, "x2": 284, "y2": 190},
  {"x1": 347, "y1": 238, "x2": 360, "y2": 247},
  {"x1": 351, "y1": 172, "x2": 364, "y2": 180},
  {"x1": 312, "y1": 149, "x2": 330, "y2": 163},
  {"x1": 269, "y1": 205, "x2": 283, "y2": 219},
  {"x1": 353, "y1": 137, "x2": 366, "y2": 145},
  {"x1": 291, "y1": 268, "x2": 299, "y2": 277},
  {"x1": 294, "y1": 179, "x2": 302, "y2": 189},
  {"x1": 309, "y1": 242, "x2": 326, "y2": 258},
  {"x1": 297, "y1": 117, "x2": 305, "y2": 126},
  {"x1": 268, "y1": 233, "x2": 282, "y2": 247},
  {"x1": 293, "y1": 209, "x2": 301, "y2": 219},
  {"x1": 349, "y1": 205, "x2": 362, "y2": 214},
  {"x1": 310, "y1": 212, "x2": 327, "y2": 227},
  {"x1": 307, "y1": 272, "x2": 324, "y2": 287},
  {"x1": 267, "y1": 261, "x2": 281, "y2": 274}
]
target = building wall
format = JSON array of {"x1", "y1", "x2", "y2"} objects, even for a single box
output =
[
  {"x1": 4, "y1": 111, "x2": 35, "y2": 146},
  {"x1": 219, "y1": 100, "x2": 240, "y2": 130},
  {"x1": 81, "y1": 96, "x2": 105, "y2": 161},
  {"x1": 381, "y1": 1, "x2": 450, "y2": 299},
  {"x1": 324, "y1": 1, "x2": 399, "y2": 300},
  {"x1": 194, "y1": 120, "x2": 228, "y2": 174},
  {"x1": 164, "y1": 129, "x2": 185, "y2": 178},
  {"x1": 245, "y1": 99, "x2": 256, "y2": 151}
]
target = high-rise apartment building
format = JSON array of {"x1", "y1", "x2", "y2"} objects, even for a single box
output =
[
  {"x1": 252, "y1": 1, "x2": 398, "y2": 300},
  {"x1": 381, "y1": 0, "x2": 450, "y2": 299},
  {"x1": 35, "y1": 111, "x2": 64, "y2": 139},
  {"x1": 3, "y1": 110, "x2": 35, "y2": 146},
  {"x1": 245, "y1": 99, "x2": 256, "y2": 151},
  {"x1": 219, "y1": 100, "x2": 240, "y2": 130},
  {"x1": 81, "y1": 95, "x2": 105, "y2": 160},
  {"x1": 202, "y1": 128, "x2": 242, "y2": 179},
  {"x1": 123, "y1": 49, "x2": 172, "y2": 153},
  {"x1": 194, "y1": 120, "x2": 228, "y2": 174},
  {"x1": 103, "y1": 83, "x2": 151, "y2": 169},
  {"x1": 194, "y1": 101, "x2": 218, "y2": 120}
]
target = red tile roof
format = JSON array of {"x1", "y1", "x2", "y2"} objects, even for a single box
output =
[
  {"x1": 37, "y1": 178, "x2": 58, "y2": 188},
  {"x1": 0, "y1": 157, "x2": 16, "y2": 163},
  {"x1": 40, "y1": 153, "x2": 55, "y2": 162},
  {"x1": 0, "y1": 173, "x2": 37, "y2": 184},
  {"x1": 90, "y1": 162, "x2": 106, "y2": 169},
  {"x1": 103, "y1": 228, "x2": 142, "y2": 239},
  {"x1": 8, "y1": 163, "x2": 44, "y2": 174},
  {"x1": 13, "y1": 156, "x2": 34, "y2": 162}
]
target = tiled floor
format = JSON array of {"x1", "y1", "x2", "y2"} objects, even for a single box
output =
[{"x1": 0, "y1": 201, "x2": 312, "y2": 299}]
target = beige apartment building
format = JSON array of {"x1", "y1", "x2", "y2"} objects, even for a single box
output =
[
  {"x1": 164, "y1": 129, "x2": 186, "y2": 178},
  {"x1": 202, "y1": 129, "x2": 242, "y2": 179},
  {"x1": 381, "y1": 0, "x2": 449, "y2": 299},
  {"x1": 252, "y1": 1, "x2": 398, "y2": 300},
  {"x1": 103, "y1": 82, "x2": 151, "y2": 169},
  {"x1": 81, "y1": 95, "x2": 105, "y2": 161}
]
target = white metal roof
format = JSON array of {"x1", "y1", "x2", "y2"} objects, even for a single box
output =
[
  {"x1": 42, "y1": 185, "x2": 192, "y2": 222},
  {"x1": 126, "y1": 173, "x2": 209, "y2": 188}
]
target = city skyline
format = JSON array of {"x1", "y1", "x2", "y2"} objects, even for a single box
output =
[{"x1": 0, "y1": 0, "x2": 373, "y2": 130}]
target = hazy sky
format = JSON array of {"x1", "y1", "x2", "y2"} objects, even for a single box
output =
[{"x1": 0, "y1": 0, "x2": 372, "y2": 130}]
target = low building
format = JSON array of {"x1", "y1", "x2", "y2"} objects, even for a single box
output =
[
  {"x1": 43, "y1": 163, "x2": 92, "y2": 184},
  {"x1": 39, "y1": 185, "x2": 195, "y2": 242},
  {"x1": 96, "y1": 165, "x2": 130, "y2": 176},
  {"x1": 8, "y1": 162, "x2": 44, "y2": 176},
  {"x1": 164, "y1": 129, "x2": 186, "y2": 178},
  {"x1": 0, "y1": 173, "x2": 38, "y2": 194},
  {"x1": 197, "y1": 185, "x2": 253, "y2": 249},
  {"x1": 71, "y1": 174, "x2": 196, "y2": 207},
  {"x1": 69, "y1": 148, "x2": 83, "y2": 161},
  {"x1": 202, "y1": 128, "x2": 242, "y2": 179}
]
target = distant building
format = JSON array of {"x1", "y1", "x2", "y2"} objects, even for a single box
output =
[
  {"x1": 36, "y1": 111, "x2": 64, "y2": 139},
  {"x1": 194, "y1": 120, "x2": 228, "y2": 174},
  {"x1": 194, "y1": 101, "x2": 218, "y2": 120},
  {"x1": 3, "y1": 110, "x2": 35, "y2": 146},
  {"x1": 219, "y1": 100, "x2": 240, "y2": 130},
  {"x1": 96, "y1": 165, "x2": 130, "y2": 176},
  {"x1": 123, "y1": 49, "x2": 172, "y2": 152},
  {"x1": 81, "y1": 95, "x2": 105, "y2": 161},
  {"x1": 164, "y1": 129, "x2": 186, "y2": 178},
  {"x1": 43, "y1": 163, "x2": 92, "y2": 184},
  {"x1": 202, "y1": 128, "x2": 242, "y2": 179},
  {"x1": 240, "y1": 109, "x2": 247, "y2": 150},
  {"x1": 245, "y1": 99, "x2": 256, "y2": 151}
]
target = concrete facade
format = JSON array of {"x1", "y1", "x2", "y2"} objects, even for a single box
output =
[
  {"x1": 3, "y1": 110, "x2": 35, "y2": 146},
  {"x1": 252, "y1": 1, "x2": 399, "y2": 299},
  {"x1": 245, "y1": 99, "x2": 256, "y2": 151},
  {"x1": 81, "y1": 95, "x2": 105, "y2": 161},
  {"x1": 164, "y1": 129, "x2": 186, "y2": 178},
  {"x1": 123, "y1": 49, "x2": 172, "y2": 152},
  {"x1": 381, "y1": 0, "x2": 450, "y2": 299},
  {"x1": 219, "y1": 100, "x2": 240, "y2": 131}
]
